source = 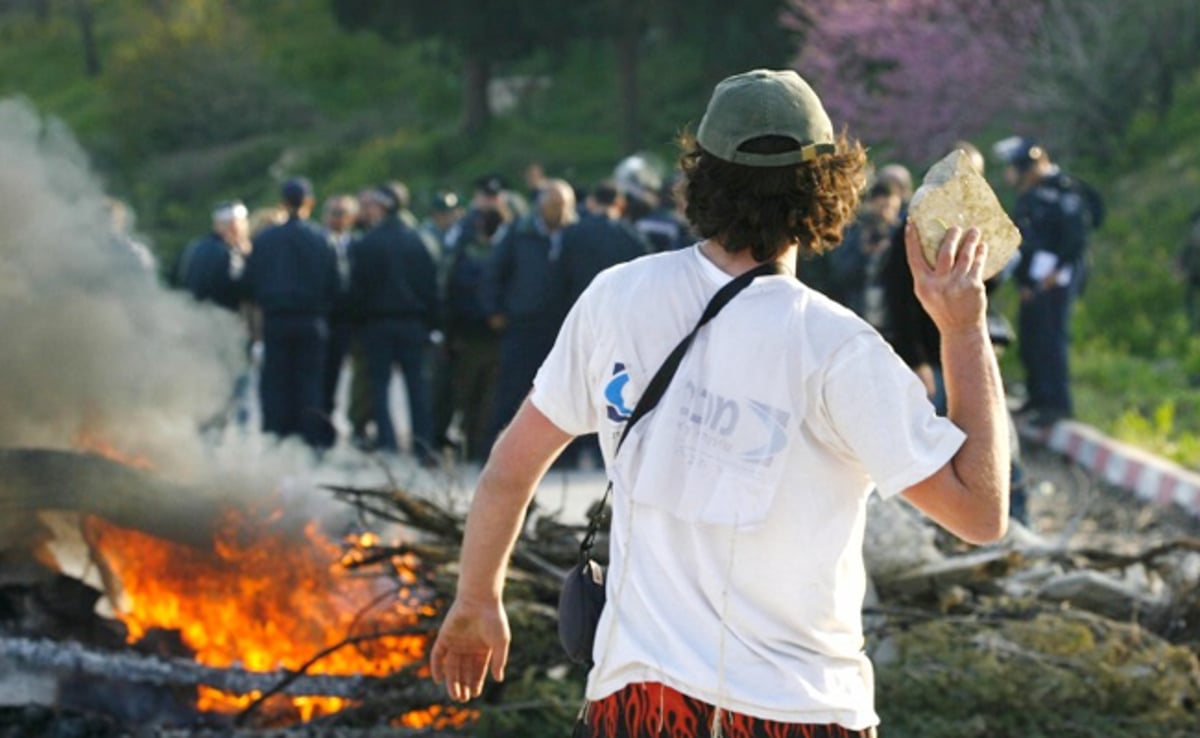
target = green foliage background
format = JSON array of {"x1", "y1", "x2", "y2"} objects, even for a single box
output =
[
  {"x1": 1058, "y1": 76, "x2": 1200, "y2": 468},
  {"x1": 0, "y1": 0, "x2": 740, "y2": 271}
]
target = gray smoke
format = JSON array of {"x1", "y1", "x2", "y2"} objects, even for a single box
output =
[
  {"x1": 0, "y1": 98, "x2": 249, "y2": 475},
  {"x1": 0, "y1": 97, "x2": 428, "y2": 530}
]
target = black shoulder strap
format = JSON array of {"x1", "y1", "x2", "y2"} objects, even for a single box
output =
[{"x1": 578, "y1": 259, "x2": 784, "y2": 560}]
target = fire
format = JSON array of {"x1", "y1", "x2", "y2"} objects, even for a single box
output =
[
  {"x1": 193, "y1": 688, "x2": 352, "y2": 724},
  {"x1": 84, "y1": 506, "x2": 447, "y2": 725}
]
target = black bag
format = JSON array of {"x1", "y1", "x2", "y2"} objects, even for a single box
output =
[
  {"x1": 556, "y1": 261, "x2": 782, "y2": 664},
  {"x1": 557, "y1": 536, "x2": 608, "y2": 663}
]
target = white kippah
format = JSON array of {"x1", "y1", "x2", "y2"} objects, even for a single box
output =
[{"x1": 212, "y1": 201, "x2": 248, "y2": 223}]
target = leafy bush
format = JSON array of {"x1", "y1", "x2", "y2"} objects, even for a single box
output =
[
  {"x1": 104, "y1": 36, "x2": 314, "y2": 157},
  {"x1": 1025, "y1": 0, "x2": 1200, "y2": 159}
]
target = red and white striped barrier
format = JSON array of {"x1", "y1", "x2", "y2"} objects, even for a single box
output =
[{"x1": 1022, "y1": 420, "x2": 1200, "y2": 519}]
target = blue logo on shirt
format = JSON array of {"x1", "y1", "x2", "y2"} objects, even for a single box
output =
[
  {"x1": 741, "y1": 400, "x2": 791, "y2": 465},
  {"x1": 605, "y1": 363, "x2": 633, "y2": 422}
]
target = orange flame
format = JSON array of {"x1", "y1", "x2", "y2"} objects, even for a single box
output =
[{"x1": 84, "y1": 507, "x2": 449, "y2": 725}]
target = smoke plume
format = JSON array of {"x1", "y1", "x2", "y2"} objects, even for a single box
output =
[{"x1": 0, "y1": 98, "x2": 248, "y2": 476}]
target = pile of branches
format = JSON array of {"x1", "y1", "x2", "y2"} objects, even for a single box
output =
[
  {"x1": 317, "y1": 471, "x2": 1200, "y2": 738},
  {"x1": 265, "y1": 481, "x2": 601, "y2": 736}
]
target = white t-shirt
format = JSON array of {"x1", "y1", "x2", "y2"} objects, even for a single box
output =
[{"x1": 530, "y1": 246, "x2": 964, "y2": 730}]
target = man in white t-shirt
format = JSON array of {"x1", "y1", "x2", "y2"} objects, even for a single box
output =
[{"x1": 431, "y1": 69, "x2": 1010, "y2": 738}]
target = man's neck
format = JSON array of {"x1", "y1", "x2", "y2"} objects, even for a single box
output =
[{"x1": 699, "y1": 239, "x2": 796, "y2": 277}]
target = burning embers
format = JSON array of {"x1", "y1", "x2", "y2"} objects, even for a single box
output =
[{"x1": 80, "y1": 506, "x2": 459, "y2": 727}]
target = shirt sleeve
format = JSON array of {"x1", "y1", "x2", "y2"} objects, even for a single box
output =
[
  {"x1": 530, "y1": 282, "x2": 600, "y2": 437},
  {"x1": 815, "y1": 331, "x2": 965, "y2": 498}
]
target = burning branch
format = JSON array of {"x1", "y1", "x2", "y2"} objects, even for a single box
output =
[{"x1": 235, "y1": 630, "x2": 434, "y2": 725}]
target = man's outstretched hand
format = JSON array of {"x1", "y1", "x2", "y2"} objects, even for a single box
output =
[{"x1": 429, "y1": 597, "x2": 510, "y2": 702}]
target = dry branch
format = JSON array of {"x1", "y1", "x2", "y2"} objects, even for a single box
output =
[{"x1": 323, "y1": 483, "x2": 590, "y2": 608}]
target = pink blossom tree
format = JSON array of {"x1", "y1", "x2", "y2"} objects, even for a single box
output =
[{"x1": 786, "y1": 0, "x2": 1042, "y2": 161}]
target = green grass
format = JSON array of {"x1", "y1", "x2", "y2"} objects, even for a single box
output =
[{"x1": 1051, "y1": 68, "x2": 1200, "y2": 466}]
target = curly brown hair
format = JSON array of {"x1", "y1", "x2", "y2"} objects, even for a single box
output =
[{"x1": 679, "y1": 132, "x2": 868, "y2": 263}]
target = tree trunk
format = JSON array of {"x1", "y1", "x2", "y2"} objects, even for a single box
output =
[
  {"x1": 73, "y1": 0, "x2": 101, "y2": 77},
  {"x1": 461, "y1": 55, "x2": 491, "y2": 135},
  {"x1": 616, "y1": 25, "x2": 641, "y2": 154}
]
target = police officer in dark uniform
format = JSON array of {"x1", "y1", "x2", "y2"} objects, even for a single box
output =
[
  {"x1": 179, "y1": 200, "x2": 254, "y2": 427},
  {"x1": 426, "y1": 190, "x2": 466, "y2": 454},
  {"x1": 178, "y1": 200, "x2": 250, "y2": 311},
  {"x1": 350, "y1": 184, "x2": 440, "y2": 459},
  {"x1": 444, "y1": 175, "x2": 507, "y2": 255},
  {"x1": 423, "y1": 191, "x2": 463, "y2": 257},
  {"x1": 999, "y1": 137, "x2": 1104, "y2": 426},
  {"x1": 479, "y1": 179, "x2": 576, "y2": 454},
  {"x1": 551, "y1": 180, "x2": 649, "y2": 467},
  {"x1": 553, "y1": 181, "x2": 649, "y2": 310},
  {"x1": 317, "y1": 194, "x2": 360, "y2": 448},
  {"x1": 242, "y1": 178, "x2": 340, "y2": 447},
  {"x1": 437, "y1": 207, "x2": 509, "y2": 460}
]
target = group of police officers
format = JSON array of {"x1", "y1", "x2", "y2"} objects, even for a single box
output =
[
  {"x1": 176, "y1": 139, "x2": 1102, "y2": 467},
  {"x1": 177, "y1": 164, "x2": 690, "y2": 462}
]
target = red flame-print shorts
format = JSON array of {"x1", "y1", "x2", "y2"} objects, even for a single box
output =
[{"x1": 572, "y1": 682, "x2": 879, "y2": 738}]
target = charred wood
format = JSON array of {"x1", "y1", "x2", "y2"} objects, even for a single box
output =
[{"x1": 0, "y1": 449, "x2": 224, "y2": 550}]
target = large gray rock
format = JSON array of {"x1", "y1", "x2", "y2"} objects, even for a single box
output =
[{"x1": 909, "y1": 149, "x2": 1021, "y2": 280}]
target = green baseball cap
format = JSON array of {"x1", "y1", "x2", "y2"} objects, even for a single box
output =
[{"x1": 697, "y1": 69, "x2": 836, "y2": 167}]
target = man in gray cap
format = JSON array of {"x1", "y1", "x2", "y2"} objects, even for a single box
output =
[
  {"x1": 242, "y1": 177, "x2": 340, "y2": 448},
  {"x1": 430, "y1": 70, "x2": 1010, "y2": 738}
]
